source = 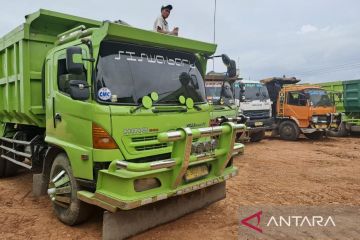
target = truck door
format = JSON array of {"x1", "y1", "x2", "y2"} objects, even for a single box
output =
[
  {"x1": 284, "y1": 91, "x2": 309, "y2": 128},
  {"x1": 45, "y1": 47, "x2": 93, "y2": 180}
]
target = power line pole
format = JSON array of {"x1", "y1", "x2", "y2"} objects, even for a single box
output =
[{"x1": 212, "y1": 0, "x2": 217, "y2": 71}]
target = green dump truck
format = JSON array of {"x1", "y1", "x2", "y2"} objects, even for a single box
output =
[
  {"x1": 320, "y1": 80, "x2": 360, "y2": 136},
  {"x1": 0, "y1": 9, "x2": 245, "y2": 238}
]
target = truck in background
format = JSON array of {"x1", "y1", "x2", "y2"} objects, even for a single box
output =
[
  {"x1": 261, "y1": 77, "x2": 341, "y2": 140},
  {"x1": 205, "y1": 71, "x2": 248, "y2": 143},
  {"x1": 320, "y1": 79, "x2": 360, "y2": 136},
  {"x1": 0, "y1": 9, "x2": 245, "y2": 239},
  {"x1": 233, "y1": 80, "x2": 273, "y2": 142},
  {"x1": 205, "y1": 71, "x2": 240, "y2": 123}
]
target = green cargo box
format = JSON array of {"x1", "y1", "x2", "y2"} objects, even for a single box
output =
[
  {"x1": 320, "y1": 80, "x2": 360, "y2": 114},
  {"x1": 0, "y1": 9, "x2": 100, "y2": 127},
  {"x1": 343, "y1": 79, "x2": 360, "y2": 113}
]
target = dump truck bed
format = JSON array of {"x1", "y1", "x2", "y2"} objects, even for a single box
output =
[
  {"x1": 343, "y1": 79, "x2": 360, "y2": 113},
  {"x1": 0, "y1": 9, "x2": 101, "y2": 127},
  {"x1": 320, "y1": 80, "x2": 360, "y2": 114}
]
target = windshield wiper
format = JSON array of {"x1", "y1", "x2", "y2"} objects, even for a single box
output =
[
  {"x1": 130, "y1": 103, "x2": 145, "y2": 114},
  {"x1": 130, "y1": 92, "x2": 155, "y2": 114}
]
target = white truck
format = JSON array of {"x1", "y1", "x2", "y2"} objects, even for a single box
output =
[{"x1": 234, "y1": 80, "x2": 273, "y2": 142}]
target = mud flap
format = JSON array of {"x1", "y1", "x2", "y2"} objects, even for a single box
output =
[
  {"x1": 102, "y1": 182, "x2": 226, "y2": 240},
  {"x1": 32, "y1": 173, "x2": 48, "y2": 197}
]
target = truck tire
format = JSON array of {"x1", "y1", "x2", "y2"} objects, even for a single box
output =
[
  {"x1": 304, "y1": 131, "x2": 324, "y2": 140},
  {"x1": 0, "y1": 156, "x2": 17, "y2": 178},
  {"x1": 48, "y1": 153, "x2": 91, "y2": 225},
  {"x1": 326, "y1": 122, "x2": 348, "y2": 137},
  {"x1": 279, "y1": 121, "x2": 300, "y2": 141},
  {"x1": 250, "y1": 130, "x2": 265, "y2": 142},
  {"x1": 0, "y1": 132, "x2": 22, "y2": 178}
]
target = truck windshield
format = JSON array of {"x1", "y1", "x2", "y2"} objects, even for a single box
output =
[
  {"x1": 305, "y1": 89, "x2": 332, "y2": 107},
  {"x1": 95, "y1": 41, "x2": 206, "y2": 105},
  {"x1": 205, "y1": 81, "x2": 234, "y2": 105},
  {"x1": 234, "y1": 82, "x2": 269, "y2": 101}
]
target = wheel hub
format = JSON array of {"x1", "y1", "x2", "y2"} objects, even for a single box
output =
[{"x1": 48, "y1": 169, "x2": 72, "y2": 208}]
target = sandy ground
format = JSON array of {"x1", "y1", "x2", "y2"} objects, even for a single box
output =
[{"x1": 0, "y1": 136, "x2": 359, "y2": 239}]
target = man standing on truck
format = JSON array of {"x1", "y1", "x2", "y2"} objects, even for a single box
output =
[{"x1": 153, "y1": 4, "x2": 179, "y2": 36}]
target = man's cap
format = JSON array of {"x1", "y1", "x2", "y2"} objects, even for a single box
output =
[{"x1": 161, "y1": 5, "x2": 173, "y2": 11}]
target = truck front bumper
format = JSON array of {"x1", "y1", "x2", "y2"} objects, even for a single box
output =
[
  {"x1": 307, "y1": 113, "x2": 342, "y2": 132},
  {"x1": 78, "y1": 122, "x2": 245, "y2": 212},
  {"x1": 246, "y1": 118, "x2": 274, "y2": 132}
]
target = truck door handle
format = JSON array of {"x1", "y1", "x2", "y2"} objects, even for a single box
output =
[{"x1": 54, "y1": 113, "x2": 62, "y2": 122}]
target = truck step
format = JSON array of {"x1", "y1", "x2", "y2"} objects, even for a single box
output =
[{"x1": 102, "y1": 182, "x2": 226, "y2": 240}]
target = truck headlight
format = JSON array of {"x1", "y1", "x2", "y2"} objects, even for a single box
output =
[{"x1": 312, "y1": 116, "x2": 318, "y2": 123}]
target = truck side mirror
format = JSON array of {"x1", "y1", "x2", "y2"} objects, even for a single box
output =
[
  {"x1": 66, "y1": 47, "x2": 84, "y2": 74},
  {"x1": 239, "y1": 84, "x2": 245, "y2": 102},
  {"x1": 221, "y1": 54, "x2": 237, "y2": 78},
  {"x1": 68, "y1": 80, "x2": 90, "y2": 100},
  {"x1": 221, "y1": 54, "x2": 231, "y2": 66},
  {"x1": 221, "y1": 82, "x2": 233, "y2": 99},
  {"x1": 227, "y1": 60, "x2": 237, "y2": 78},
  {"x1": 240, "y1": 83, "x2": 245, "y2": 93}
]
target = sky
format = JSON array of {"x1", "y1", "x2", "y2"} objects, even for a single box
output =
[{"x1": 1, "y1": 0, "x2": 360, "y2": 83}]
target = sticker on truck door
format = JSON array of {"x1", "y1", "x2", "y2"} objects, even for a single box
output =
[{"x1": 98, "y1": 87, "x2": 112, "y2": 100}]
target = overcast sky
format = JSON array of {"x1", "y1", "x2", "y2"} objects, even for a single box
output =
[{"x1": 1, "y1": 0, "x2": 360, "y2": 83}]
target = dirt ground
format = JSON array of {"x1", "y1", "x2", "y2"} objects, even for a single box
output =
[{"x1": 0, "y1": 136, "x2": 359, "y2": 240}]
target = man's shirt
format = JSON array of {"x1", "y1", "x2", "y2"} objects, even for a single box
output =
[{"x1": 153, "y1": 16, "x2": 169, "y2": 32}]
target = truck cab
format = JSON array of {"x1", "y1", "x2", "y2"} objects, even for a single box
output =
[
  {"x1": 261, "y1": 77, "x2": 341, "y2": 140},
  {"x1": 234, "y1": 80, "x2": 273, "y2": 142}
]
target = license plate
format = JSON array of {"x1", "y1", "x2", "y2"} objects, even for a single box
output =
[
  {"x1": 184, "y1": 165, "x2": 209, "y2": 182},
  {"x1": 255, "y1": 121, "x2": 263, "y2": 126}
]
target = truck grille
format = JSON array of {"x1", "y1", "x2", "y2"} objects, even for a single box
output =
[
  {"x1": 132, "y1": 136, "x2": 157, "y2": 142},
  {"x1": 131, "y1": 135, "x2": 169, "y2": 152},
  {"x1": 243, "y1": 110, "x2": 271, "y2": 120},
  {"x1": 135, "y1": 143, "x2": 168, "y2": 151},
  {"x1": 313, "y1": 115, "x2": 329, "y2": 123}
]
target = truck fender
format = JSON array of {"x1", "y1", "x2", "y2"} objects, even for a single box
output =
[
  {"x1": 33, "y1": 146, "x2": 68, "y2": 197},
  {"x1": 42, "y1": 146, "x2": 67, "y2": 178},
  {"x1": 289, "y1": 116, "x2": 300, "y2": 127}
]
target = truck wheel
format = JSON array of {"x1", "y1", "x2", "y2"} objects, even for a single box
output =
[
  {"x1": 304, "y1": 131, "x2": 324, "y2": 140},
  {"x1": 0, "y1": 158, "x2": 6, "y2": 178},
  {"x1": 326, "y1": 122, "x2": 348, "y2": 137},
  {"x1": 279, "y1": 121, "x2": 300, "y2": 141},
  {"x1": 48, "y1": 153, "x2": 91, "y2": 225},
  {"x1": 250, "y1": 131, "x2": 265, "y2": 142},
  {"x1": 0, "y1": 155, "x2": 15, "y2": 178}
]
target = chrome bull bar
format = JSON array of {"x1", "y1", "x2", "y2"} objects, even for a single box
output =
[{"x1": 108, "y1": 122, "x2": 245, "y2": 188}]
